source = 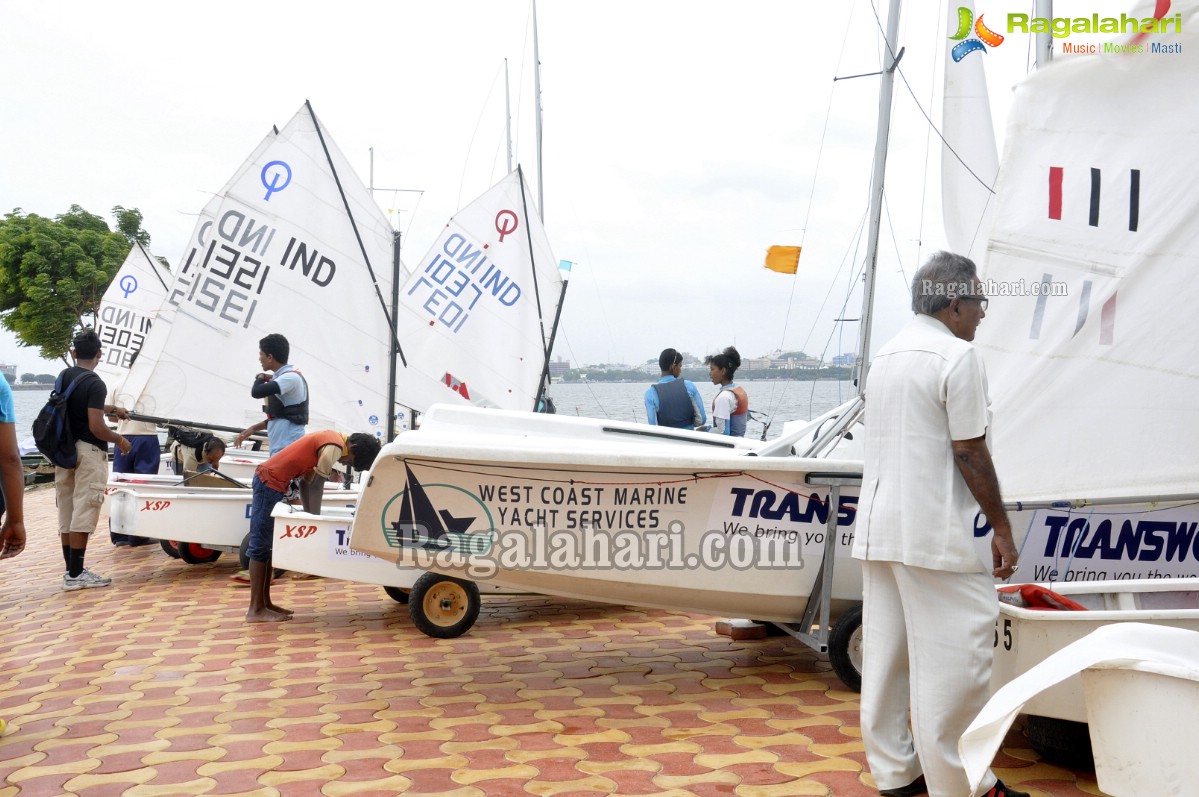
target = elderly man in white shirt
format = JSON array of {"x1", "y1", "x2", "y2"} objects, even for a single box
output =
[{"x1": 852, "y1": 252, "x2": 1025, "y2": 797}]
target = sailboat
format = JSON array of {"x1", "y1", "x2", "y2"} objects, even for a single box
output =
[
  {"x1": 345, "y1": 0, "x2": 1199, "y2": 684},
  {"x1": 339, "y1": 0, "x2": 920, "y2": 651},
  {"x1": 92, "y1": 241, "x2": 172, "y2": 396},
  {"x1": 106, "y1": 102, "x2": 566, "y2": 567}
]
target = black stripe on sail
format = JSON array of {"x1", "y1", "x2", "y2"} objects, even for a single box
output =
[
  {"x1": 1089, "y1": 168, "x2": 1101, "y2": 227},
  {"x1": 1129, "y1": 169, "x2": 1140, "y2": 232}
]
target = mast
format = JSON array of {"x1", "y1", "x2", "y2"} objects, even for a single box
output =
[
  {"x1": 1034, "y1": 0, "x2": 1053, "y2": 69},
  {"x1": 387, "y1": 228, "x2": 401, "y2": 440},
  {"x1": 504, "y1": 59, "x2": 514, "y2": 173},
  {"x1": 532, "y1": 0, "x2": 545, "y2": 219},
  {"x1": 529, "y1": 0, "x2": 561, "y2": 410},
  {"x1": 853, "y1": 0, "x2": 903, "y2": 396}
]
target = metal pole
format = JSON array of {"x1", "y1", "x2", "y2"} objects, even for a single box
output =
[
  {"x1": 532, "y1": 0, "x2": 545, "y2": 220},
  {"x1": 504, "y1": 59, "x2": 514, "y2": 174},
  {"x1": 853, "y1": 0, "x2": 903, "y2": 396},
  {"x1": 535, "y1": 273, "x2": 571, "y2": 411},
  {"x1": 1034, "y1": 0, "x2": 1053, "y2": 69},
  {"x1": 388, "y1": 229, "x2": 401, "y2": 441}
]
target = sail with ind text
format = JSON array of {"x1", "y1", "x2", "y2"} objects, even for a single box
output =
[
  {"x1": 93, "y1": 241, "x2": 171, "y2": 400},
  {"x1": 124, "y1": 104, "x2": 448, "y2": 435},
  {"x1": 393, "y1": 168, "x2": 564, "y2": 412}
]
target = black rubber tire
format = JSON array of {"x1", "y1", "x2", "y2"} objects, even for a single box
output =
[
  {"x1": 177, "y1": 542, "x2": 222, "y2": 565},
  {"x1": 408, "y1": 573, "x2": 481, "y2": 639},
  {"x1": 828, "y1": 603, "x2": 864, "y2": 692},
  {"x1": 239, "y1": 532, "x2": 250, "y2": 570},
  {"x1": 1026, "y1": 715, "x2": 1095, "y2": 771},
  {"x1": 383, "y1": 586, "x2": 411, "y2": 604},
  {"x1": 160, "y1": 539, "x2": 181, "y2": 559}
]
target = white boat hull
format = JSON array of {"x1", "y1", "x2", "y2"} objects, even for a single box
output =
[
  {"x1": 349, "y1": 405, "x2": 865, "y2": 622},
  {"x1": 349, "y1": 405, "x2": 1199, "y2": 627},
  {"x1": 270, "y1": 503, "x2": 516, "y2": 594},
  {"x1": 990, "y1": 577, "x2": 1199, "y2": 723},
  {"x1": 105, "y1": 474, "x2": 357, "y2": 551}
]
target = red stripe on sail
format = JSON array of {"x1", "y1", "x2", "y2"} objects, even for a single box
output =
[
  {"x1": 1100, "y1": 293, "x2": 1117, "y2": 345},
  {"x1": 1049, "y1": 167, "x2": 1063, "y2": 220}
]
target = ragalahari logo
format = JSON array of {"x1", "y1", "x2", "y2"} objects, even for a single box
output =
[{"x1": 949, "y1": 6, "x2": 1005, "y2": 61}]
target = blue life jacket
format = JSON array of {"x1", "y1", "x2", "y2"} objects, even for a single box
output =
[{"x1": 652, "y1": 378, "x2": 693, "y2": 429}]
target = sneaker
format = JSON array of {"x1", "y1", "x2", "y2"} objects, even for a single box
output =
[
  {"x1": 880, "y1": 775, "x2": 926, "y2": 796},
  {"x1": 983, "y1": 780, "x2": 1029, "y2": 797},
  {"x1": 63, "y1": 569, "x2": 113, "y2": 591}
]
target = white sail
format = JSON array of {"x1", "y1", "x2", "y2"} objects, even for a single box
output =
[
  {"x1": 126, "y1": 104, "x2": 449, "y2": 435},
  {"x1": 941, "y1": 0, "x2": 1000, "y2": 262},
  {"x1": 394, "y1": 168, "x2": 563, "y2": 411},
  {"x1": 976, "y1": 23, "x2": 1199, "y2": 503},
  {"x1": 93, "y1": 241, "x2": 171, "y2": 397},
  {"x1": 116, "y1": 128, "x2": 278, "y2": 413}
]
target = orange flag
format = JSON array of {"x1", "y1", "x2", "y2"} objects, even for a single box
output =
[{"x1": 764, "y1": 245, "x2": 801, "y2": 274}]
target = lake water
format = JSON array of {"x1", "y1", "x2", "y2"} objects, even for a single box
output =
[
  {"x1": 9, "y1": 379, "x2": 857, "y2": 442},
  {"x1": 12, "y1": 388, "x2": 50, "y2": 426},
  {"x1": 543, "y1": 379, "x2": 857, "y2": 440}
]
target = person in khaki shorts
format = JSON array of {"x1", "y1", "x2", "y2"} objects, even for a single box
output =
[{"x1": 54, "y1": 329, "x2": 132, "y2": 591}]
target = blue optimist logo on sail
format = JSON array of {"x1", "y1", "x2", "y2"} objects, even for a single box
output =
[
  {"x1": 379, "y1": 464, "x2": 496, "y2": 555},
  {"x1": 260, "y1": 160, "x2": 292, "y2": 200}
]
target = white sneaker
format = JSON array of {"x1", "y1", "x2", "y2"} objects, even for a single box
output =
[{"x1": 63, "y1": 569, "x2": 113, "y2": 591}]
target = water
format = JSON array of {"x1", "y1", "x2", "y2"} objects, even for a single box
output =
[
  {"x1": 12, "y1": 387, "x2": 50, "y2": 428},
  {"x1": 544, "y1": 379, "x2": 857, "y2": 440},
  {"x1": 10, "y1": 380, "x2": 859, "y2": 442}
]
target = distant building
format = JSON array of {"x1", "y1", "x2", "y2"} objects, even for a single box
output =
[
  {"x1": 548, "y1": 358, "x2": 571, "y2": 378},
  {"x1": 831, "y1": 353, "x2": 857, "y2": 368},
  {"x1": 0, "y1": 363, "x2": 15, "y2": 383}
]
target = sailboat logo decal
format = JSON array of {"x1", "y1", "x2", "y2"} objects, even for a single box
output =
[
  {"x1": 379, "y1": 464, "x2": 495, "y2": 554},
  {"x1": 949, "y1": 7, "x2": 1004, "y2": 62}
]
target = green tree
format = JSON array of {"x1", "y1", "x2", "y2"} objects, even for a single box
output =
[
  {"x1": 0, "y1": 205, "x2": 150, "y2": 363},
  {"x1": 20, "y1": 372, "x2": 35, "y2": 384},
  {"x1": 2, "y1": 372, "x2": 13, "y2": 385}
]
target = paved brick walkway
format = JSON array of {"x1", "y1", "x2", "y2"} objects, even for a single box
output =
[{"x1": 0, "y1": 488, "x2": 1101, "y2": 796}]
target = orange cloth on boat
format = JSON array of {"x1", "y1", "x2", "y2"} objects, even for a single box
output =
[{"x1": 255, "y1": 430, "x2": 346, "y2": 493}]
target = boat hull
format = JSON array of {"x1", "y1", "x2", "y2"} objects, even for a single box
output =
[
  {"x1": 990, "y1": 577, "x2": 1199, "y2": 723},
  {"x1": 105, "y1": 474, "x2": 357, "y2": 550},
  {"x1": 349, "y1": 407, "x2": 866, "y2": 622},
  {"x1": 270, "y1": 503, "x2": 515, "y2": 593}
]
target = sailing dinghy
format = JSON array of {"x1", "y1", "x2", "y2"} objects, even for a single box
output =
[{"x1": 270, "y1": 166, "x2": 567, "y2": 626}]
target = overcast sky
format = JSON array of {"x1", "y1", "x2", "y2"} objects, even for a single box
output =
[{"x1": 0, "y1": 0, "x2": 1129, "y2": 376}]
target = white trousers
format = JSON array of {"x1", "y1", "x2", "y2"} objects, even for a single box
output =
[{"x1": 859, "y1": 560, "x2": 999, "y2": 797}]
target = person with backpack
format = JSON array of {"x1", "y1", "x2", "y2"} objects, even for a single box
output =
[{"x1": 53, "y1": 329, "x2": 132, "y2": 591}]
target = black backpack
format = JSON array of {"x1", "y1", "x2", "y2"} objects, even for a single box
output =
[{"x1": 32, "y1": 371, "x2": 98, "y2": 469}]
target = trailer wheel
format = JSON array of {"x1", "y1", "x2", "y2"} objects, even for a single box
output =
[
  {"x1": 177, "y1": 542, "x2": 222, "y2": 565},
  {"x1": 160, "y1": 539, "x2": 181, "y2": 559},
  {"x1": 1026, "y1": 716, "x2": 1095, "y2": 771},
  {"x1": 828, "y1": 603, "x2": 864, "y2": 692},
  {"x1": 408, "y1": 573, "x2": 480, "y2": 638},
  {"x1": 383, "y1": 586, "x2": 410, "y2": 604}
]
